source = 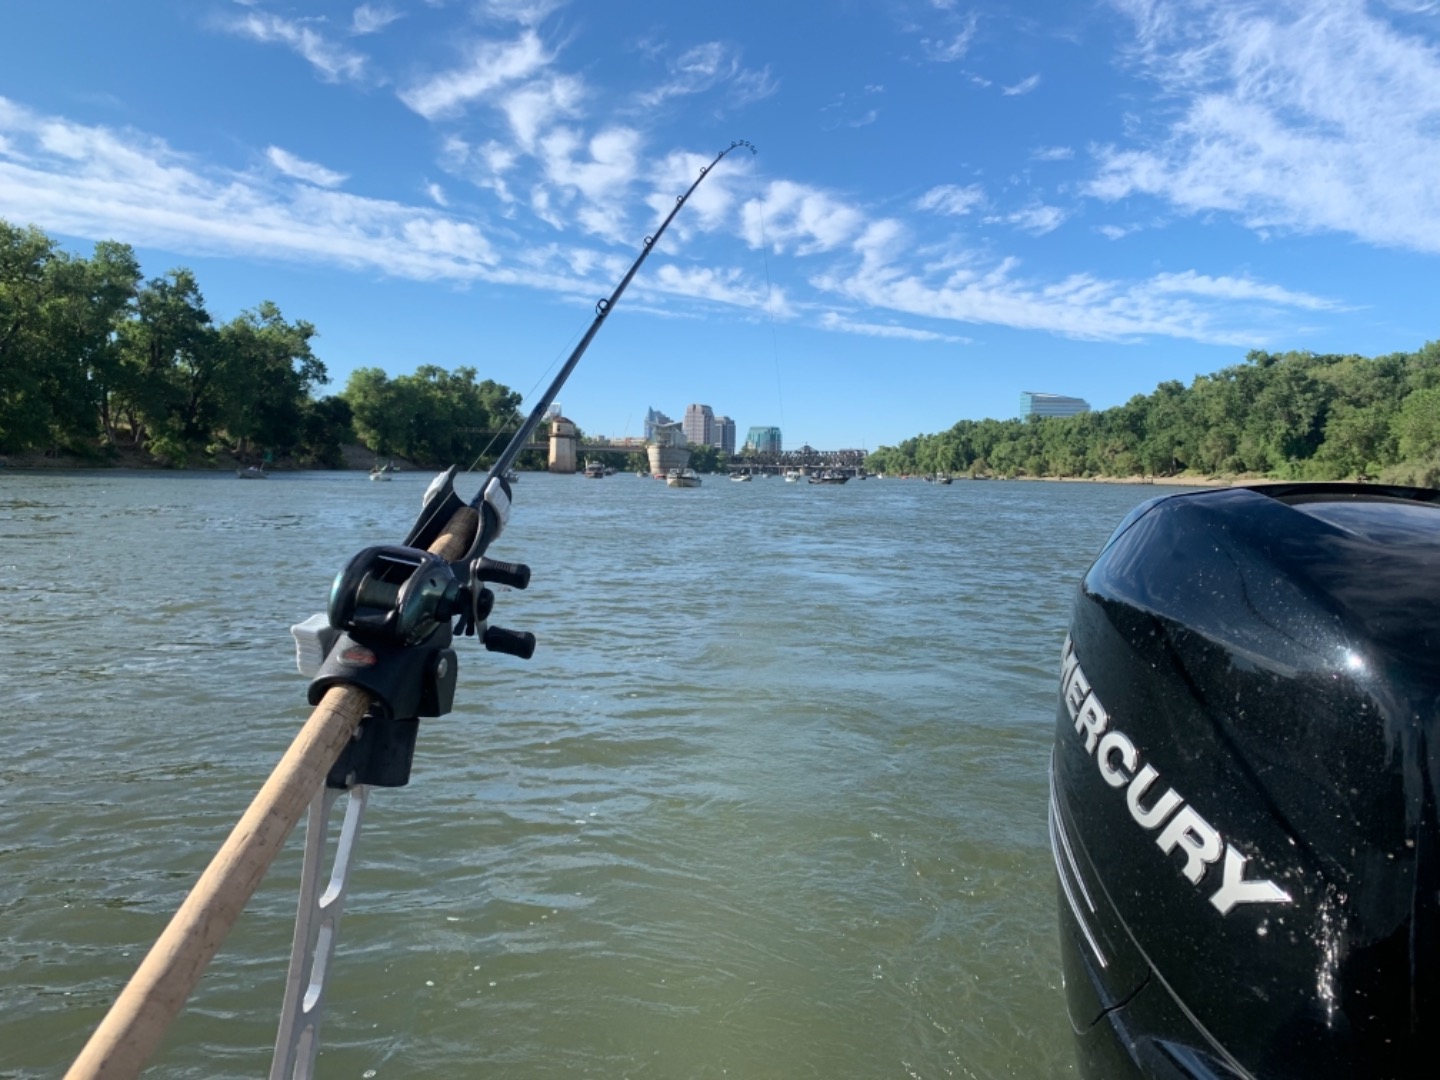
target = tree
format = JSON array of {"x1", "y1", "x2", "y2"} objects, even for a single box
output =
[
  {"x1": 1393, "y1": 387, "x2": 1440, "y2": 461},
  {"x1": 297, "y1": 395, "x2": 354, "y2": 467},
  {"x1": 216, "y1": 302, "x2": 327, "y2": 458},
  {"x1": 113, "y1": 269, "x2": 217, "y2": 461}
]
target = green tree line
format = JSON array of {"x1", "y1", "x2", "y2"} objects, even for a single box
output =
[
  {"x1": 0, "y1": 220, "x2": 352, "y2": 465},
  {"x1": 867, "y1": 345, "x2": 1440, "y2": 486},
  {"x1": 0, "y1": 220, "x2": 534, "y2": 470},
  {"x1": 343, "y1": 365, "x2": 526, "y2": 468}
]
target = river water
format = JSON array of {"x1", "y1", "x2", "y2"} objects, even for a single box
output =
[{"x1": 0, "y1": 469, "x2": 1178, "y2": 1079}]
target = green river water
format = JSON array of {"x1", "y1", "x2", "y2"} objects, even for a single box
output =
[{"x1": 0, "y1": 469, "x2": 1180, "y2": 1079}]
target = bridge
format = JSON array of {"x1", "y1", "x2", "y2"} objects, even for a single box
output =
[
  {"x1": 475, "y1": 426, "x2": 867, "y2": 475},
  {"x1": 573, "y1": 441, "x2": 868, "y2": 476}
]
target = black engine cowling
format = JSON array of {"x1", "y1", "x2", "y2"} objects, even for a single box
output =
[{"x1": 1051, "y1": 483, "x2": 1440, "y2": 1079}]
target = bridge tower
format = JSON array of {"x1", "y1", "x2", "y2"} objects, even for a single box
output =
[{"x1": 549, "y1": 416, "x2": 578, "y2": 473}]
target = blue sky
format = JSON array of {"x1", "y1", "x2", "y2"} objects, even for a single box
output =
[{"x1": 3, "y1": 1, "x2": 1439, "y2": 451}]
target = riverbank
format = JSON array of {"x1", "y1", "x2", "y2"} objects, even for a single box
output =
[
  {"x1": 0, "y1": 443, "x2": 416, "y2": 472},
  {"x1": 1010, "y1": 473, "x2": 1242, "y2": 487}
]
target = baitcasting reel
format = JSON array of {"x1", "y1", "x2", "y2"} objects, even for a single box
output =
[{"x1": 326, "y1": 544, "x2": 535, "y2": 655}]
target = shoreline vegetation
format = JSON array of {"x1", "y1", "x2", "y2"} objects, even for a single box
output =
[
  {"x1": 0, "y1": 220, "x2": 537, "y2": 475},
  {"x1": 863, "y1": 342, "x2": 1440, "y2": 490},
  {"x1": 6, "y1": 220, "x2": 1440, "y2": 488},
  {"x1": 0, "y1": 444, "x2": 1245, "y2": 488}
]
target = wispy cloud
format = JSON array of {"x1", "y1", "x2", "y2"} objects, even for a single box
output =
[
  {"x1": 0, "y1": 98, "x2": 497, "y2": 279},
  {"x1": 400, "y1": 30, "x2": 552, "y2": 120},
  {"x1": 917, "y1": 183, "x2": 985, "y2": 216},
  {"x1": 985, "y1": 203, "x2": 1066, "y2": 234},
  {"x1": 1032, "y1": 146, "x2": 1073, "y2": 162},
  {"x1": 1147, "y1": 270, "x2": 1341, "y2": 311},
  {"x1": 741, "y1": 180, "x2": 866, "y2": 255},
  {"x1": 535, "y1": 125, "x2": 644, "y2": 242},
  {"x1": 351, "y1": 4, "x2": 402, "y2": 35},
  {"x1": 921, "y1": 12, "x2": 979, "y2": 62},
  {"x1": 636, "y1": 42, "x2": 777, "y2": 110},
  {"x1": 502, "y1": 75, "x2": 585, "y2": 150},
  {"x1": 821, "y1": 86, "x2": 884, "y2": 130},
  {"x1": 226, "y1": 10, "x2": 367, "y2": 82},
  {"x1": 1096, "y1": 222, "x2": 1141, "y2": 239},
  {"x1": 475, "y1": 0, "x2": 569, "y2": 26},
  {"x1": 649, "y1": 263, "x2": 787, "y2": 314},
  {"x1": 814, "y1": 253, "x2": 1330, "y2": 347},
  {"x1": 819, "y1": 311, "x2": 968, "y2": 343},
  {"x1": 1002, "y1": 73, "x2": 1041, "y2": 95},
  {"x1": 0, "y1": 98, "x2": 1338, "y2": 348},
  {"x1": 1094, "y1": 0, "x2": 1440, "y2": 254},
  {"x1": 266, "y1": 146, "x2": 347, "y2": 187}
]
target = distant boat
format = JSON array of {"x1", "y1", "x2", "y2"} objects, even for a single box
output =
[
  {"x1": 809, "y1": 471, "x2": 848, "y2": 485},
  {"x1": 369, "y1": 460, "x2": 398, "y2": 481},
  {"x1": 730, "y1": 472, "x2": 752, "y2": 482},
  {"x1": 783, "y1": 469, "x2": 802, "y2": 483},
  {"x1": 935, "y1": 473, "x2": 953, "y2": 485},
  {"x1": 666, "y1": 467, "x2": 701, "y2": 488},
  {"x1": 584, "y1": 459, "x2": 605, "y2": 479},
  {"x1": 236, "y1": 465, "x2": 268, "y2": 479},
  {"x1": 504, "y1": 468, "x2": 520, "y2": 484}
]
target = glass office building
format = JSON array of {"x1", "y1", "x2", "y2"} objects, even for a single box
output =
[{"x1": 1019, "y1": 391, "x2": 1091, "y2": 418}]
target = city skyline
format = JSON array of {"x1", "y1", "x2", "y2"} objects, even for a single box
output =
[{"x1": 3, "y1": 3, "x2": 1439, "y2": 450}]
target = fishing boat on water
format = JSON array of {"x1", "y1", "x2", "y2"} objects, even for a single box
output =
[
  {"x1": 730, "y1": 471, "x2": 752, "y2": 482},
  {"x1": 808, "y1": 471, "x2": 848, "y2": 485},
  {"x1": 369, "y1": 460, "x2": 398, "y2": 481},
  {"x1": 784, "y1": 468, "x2": 802, "y2": 482},
  {"x1": 666, "y1": 467, "x2": 701, "y2": 488},
  {"x1": 584, "y1": 459, "x2": 605, "y2": 478},
  {"x1": 235, "y1": 464, "x2": 267, "y2": 479}
]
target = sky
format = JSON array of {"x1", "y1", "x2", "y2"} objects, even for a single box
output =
[{"x1": 4, "y1": 1, "x2": 1440, "y2": 451}]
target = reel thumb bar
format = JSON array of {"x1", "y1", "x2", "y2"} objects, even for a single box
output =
[{"x1": 64, "y1": 507, "x2": 479, "y2": 1080}]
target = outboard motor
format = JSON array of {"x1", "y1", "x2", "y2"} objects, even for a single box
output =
[{"x1": 1051, "y1": 483, "x2": 1440, "y2": 1079}]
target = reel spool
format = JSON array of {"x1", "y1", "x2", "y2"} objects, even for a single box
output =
[{"x1": 328, "y1": 545, "x2": 462, "y2": 645}]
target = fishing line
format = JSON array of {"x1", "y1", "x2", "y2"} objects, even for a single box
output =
[
  {"x1": 755, "y1": 179, "x2": 785, "y2": 440},
  {"x1": 464, "y1": 318, "x2": 589, "y2": 474}
]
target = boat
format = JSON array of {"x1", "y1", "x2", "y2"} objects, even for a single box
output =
[
  {"x1": 935, "y1": 473, "x2": 953, "y2": 485},
  {"x1": 369, "y1": 460, "x2": 398, "y2": 481},
  {"x1": 235, "y1": 465, "x2": 268, "y2": 479},
  {"x1": 808, "y1": 471, "x2": 848, "y2": 485},
  {"x1": 504, "y1": 468, "x2": 519, "y2": 484},
  {"x1": 1052, "y1": 483, "x2": 1440, "y2": 1079},
  {"x1": 730, "y1": 472, "x2": 752, "y2": 482},
  {"x1": 784, "y1": 469, "x2": 802, "y2": 483},
  {"x1": 584, "y1": 459, "x2": 605, "y2": 479},
  {"x1": 665, "y1": 467, "x2": 701, "y2": 488}
]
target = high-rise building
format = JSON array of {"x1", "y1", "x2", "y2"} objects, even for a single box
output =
[
  {"x1": 744, "y1": 426, "x2": 782, "y2": 453},
  {"x1": 644, "y1": 407, "x2": 674, "y2": 441},
  {"x1": 713, "y1": 416, "x2": 736, "y2": 454},
  {"x1": 1020, "y1": 391, "x2": 1091, "y2": 418},
  {"x1": 683, "y1": 403, "x2": 714, "y2": 446}
]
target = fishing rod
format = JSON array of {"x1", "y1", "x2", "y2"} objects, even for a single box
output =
[{"x1": 64, "y1": 137, "x2": 755, "y2": 1080}]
